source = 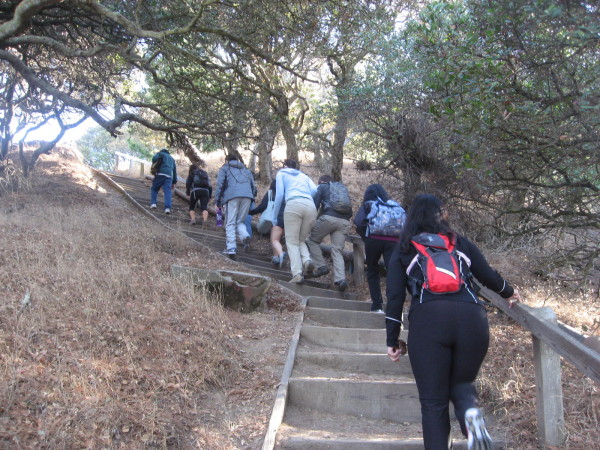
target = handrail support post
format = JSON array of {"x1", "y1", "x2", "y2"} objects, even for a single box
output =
[{"x1": 532, "y1": 307, "x2": 566, "y2": 447}]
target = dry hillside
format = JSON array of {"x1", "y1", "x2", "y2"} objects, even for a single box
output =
[{"x1": 0, "y1": 148, "x2": 598, "y2": 449}]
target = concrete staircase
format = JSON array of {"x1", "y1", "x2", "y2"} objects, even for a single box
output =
[
  {"x1": 270, "y1": 296, "x2": 436, "y2": 449},
  {"x1": 98, "y1": 172, "x2": 477, "y2": 449}
]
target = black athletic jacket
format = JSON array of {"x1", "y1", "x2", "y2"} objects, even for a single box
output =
[{"x1": 385, "y1": 234, "x2": 515, "y2": 348}]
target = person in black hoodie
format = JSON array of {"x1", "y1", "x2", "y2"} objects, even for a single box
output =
[
  {"x1": 385, "y1": 194, "x2": 521, "y2": 450},
  {"x1": 185, "y1": 164, "x2": 212, "y2": 227},
  {"x1": 353, "y1": 184, "x2": 399, "y2": 312}
]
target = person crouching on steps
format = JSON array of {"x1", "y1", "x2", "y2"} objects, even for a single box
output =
[
  {"x1": 214, "y1": 154, "x2": 257, "y2": 256},
  {"x1": 306, "y1": 175, "x2": 352, "y2": 292},
  {"x1": 385, "y1": 194, "x2": 522, "y2": 450},
  {"x1": 271, "y1": 159, "x2": 317, "y2": 284},
  {"x1": 185, "y1": 163, "x2": 212, "y2": 227}
]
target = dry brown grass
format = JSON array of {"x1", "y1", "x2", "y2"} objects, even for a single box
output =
[{"x1": 0, "y1": 150, "x2": 297, "y2": 449}]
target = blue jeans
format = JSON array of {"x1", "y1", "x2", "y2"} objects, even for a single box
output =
[{"x1": 150, "y1": 175, "x2": 173, "y2": 208}]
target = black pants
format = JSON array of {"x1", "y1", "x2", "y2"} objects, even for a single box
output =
[
  {"x1": 189, "y1": 188, "x2": 210, "y2": 212},
  {"x1": 407, "y1": 300, "x2": 489, "y2": 449},
  {"x1": 364, "y1": 237, "x2": 396, "y2": 310}
]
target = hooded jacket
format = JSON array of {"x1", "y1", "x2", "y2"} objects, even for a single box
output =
[
  {"x1": 152, "y1": 149, "x2": 178, "y2": 183},
  {"x1": 353, "y1": 184, "x2": 395, "y2": 239},
  {"x1": 214, "y1": 160, "x2": 256, "y2": 206},
  {"x1": 272, "y1": 168, "x2": 317, "y2": 225}
]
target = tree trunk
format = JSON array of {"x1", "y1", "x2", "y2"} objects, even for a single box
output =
[
  {"x1": 167, "y1": 131, "x2": 205, "y2": 168},
  {"x1": 275, "y1": 95, "x2": 299, "y2": 162}
]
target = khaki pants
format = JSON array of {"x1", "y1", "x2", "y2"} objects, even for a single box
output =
[
  {"x1": 283, "y1": 198, "x2": 317, "y2": 277},
  {"x1": 306, "y1": 215, "x2": 350, "y2": 283}
]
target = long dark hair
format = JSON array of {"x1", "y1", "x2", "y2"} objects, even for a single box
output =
[
  {"x1": 398, "y1": 194, "x2": 453, "y2": 252},
  {"x1": 362, "y1": 184, "x2": 389, "y2": 203}
]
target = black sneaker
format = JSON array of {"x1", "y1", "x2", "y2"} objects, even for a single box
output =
[
  {"x1": 335, "y1": 280, "x2": 348, "y2": 292},
  {"x1": 308, "y1": 266, "x2": 330, "y2": 279}
]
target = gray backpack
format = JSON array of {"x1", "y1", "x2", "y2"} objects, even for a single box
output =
[{"x1": 327, "y1": 182, "x2": 352, "y2": 215}]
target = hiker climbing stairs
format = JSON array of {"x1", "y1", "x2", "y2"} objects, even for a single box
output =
[
  {"x1": 98, "y1": 172, "x2": 495, "y2": 449},
  {"x1": 98, "y1": 172, "x2": 357, "y2": 301}
]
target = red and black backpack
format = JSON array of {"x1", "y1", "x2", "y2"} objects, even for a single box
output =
[{"x1": 407, "y1": 233, "x2": 472, "y2": 295}]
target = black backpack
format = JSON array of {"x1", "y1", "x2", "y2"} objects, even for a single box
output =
[
  {"x1": 193, "y1": 169, "x2": 210, "y2": 188},
  {"x1": 326, "y1": 182, "x2": 352, "y2": 215},
  {"x1": 150, "y1": 154, "x2": 163, "y2": 175}
]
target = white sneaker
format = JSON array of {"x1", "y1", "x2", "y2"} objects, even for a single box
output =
[
  {"x1": 150, "y1": 204, "x2": 157, "y2": 209},
  {"x1": 465, "y1": 408, "x2": 493, "y2": 450},
  {"x1": 371, "y1": 309, "x2": 385, "y2": 314},
  {"x1": 164, "y1": 208, "x2": 171, "y2": 214}
]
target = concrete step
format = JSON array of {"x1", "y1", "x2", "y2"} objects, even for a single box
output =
[
  {"x1": 307, "y1": 296, "x2": 376, "y2": 311},
  {"x1": 276, "y1": 406, "x2": 433, "y2": 449},
  {"x1": 305, "y1": 308, "x2": 387, "y2": 329},
  {"x1": 295, "y1": 352, "x2": 413, "y2": 377},
  {"x1": 300, "y1": 325, "x2": 407, "y2": 353},
  {"x1": 286, "y1": 378, "x2": 420, "y2": 423},
  {"x1": 279, "y1": 281, "x2": 358, "y2": 300}
]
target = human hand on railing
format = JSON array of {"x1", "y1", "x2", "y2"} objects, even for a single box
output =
[{"x1": 507, "y1": 288, "x2": 522, "y2": 308}]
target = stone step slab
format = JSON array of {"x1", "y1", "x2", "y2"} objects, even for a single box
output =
[
  {"x1": 300, "y1": 325, "x2": 408, "y2": 353},
  {"x1": 294, "y1": 352, "x2": 413, "y2": 377}
]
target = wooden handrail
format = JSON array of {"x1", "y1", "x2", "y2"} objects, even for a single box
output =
[
  {"x1": 478, "y1": 285, "x2": 600, "y2": 446},
  {"x1": 478, "y1": 286, "x2": 600, "y2": 384}
]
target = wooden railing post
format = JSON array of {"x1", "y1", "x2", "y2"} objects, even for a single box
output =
[
  {"x1": 351, "y1": 239, "x2": 365, "y2": 286},
  {"x1": 531, "y1": 307, "x2": 566, "y2": 447}
]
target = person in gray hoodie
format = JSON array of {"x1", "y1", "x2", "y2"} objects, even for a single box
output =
[
  {"x1": 214, "y1": 154, "x2": 257, "y2": 256},
  {"x1": 272, "y1": 159, "x2": 318, "y2": 283}
]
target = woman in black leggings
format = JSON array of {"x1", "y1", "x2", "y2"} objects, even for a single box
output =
[{"x1": 385, "y1": 194, "x2": 521, "y2": 450}]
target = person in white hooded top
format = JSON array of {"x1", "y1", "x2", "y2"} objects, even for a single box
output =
[{"x1": 272, "y1": 159, "x2": 318, "y2": 283}]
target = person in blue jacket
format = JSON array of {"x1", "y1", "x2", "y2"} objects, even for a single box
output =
[
  {"x1": 386, "y1": 194, "x2": 521, "y2": 450},
  {"x1": 150, "y1": 148, "x2": 178, "y2": 214}
]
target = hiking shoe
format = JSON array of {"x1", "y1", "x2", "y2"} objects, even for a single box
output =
[
  {"x1": 307, "y1": 265, "x2": 330, "y2": 279},
  {"x1": 289, "y1": 274, "x2": 304, "y2": 284},
  {"x1": 242, "y1": 236, "x2": 251, "y2": 252},
  {"x1": 150, "y1": 204, "x2": 157, "y2": 209},
  {"x1": 302, "y1": 260, "x2": 315, "y2": 276},
  {"x1": 465, "y1": 408, "x2": 493, "y2": 450},
  {"x1": 278, "y1": 252, "x2": 288, "y2": 269},
  {"x1": 165, "y1": 208, "x2": 171, "y2": 214},
  {"x1": 222, "y1": 249, "x2": 236, "y2": 256},
  {"x1": 335, "y1": 280, "x2": 348, "y2": 292}
]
